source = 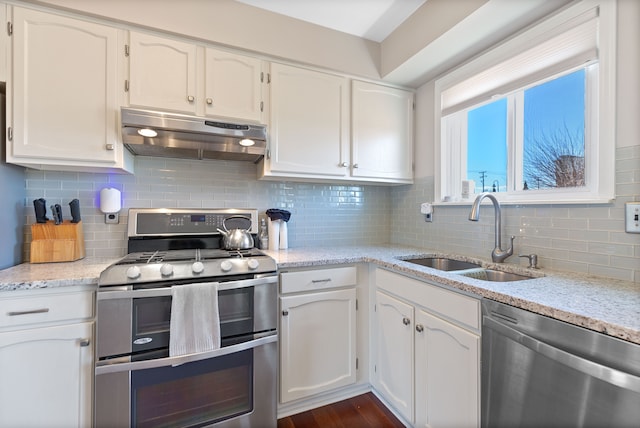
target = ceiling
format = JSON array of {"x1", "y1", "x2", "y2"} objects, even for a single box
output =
[{"x1": 235, "y1": 0, "x2": 427, "y2": 42}]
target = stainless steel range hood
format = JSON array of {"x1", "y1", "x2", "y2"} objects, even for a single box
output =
[{"x1": 121, "y1": 107, "x2": 267, "y2": 162}]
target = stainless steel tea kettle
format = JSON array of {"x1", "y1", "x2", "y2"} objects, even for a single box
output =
[{"x1": 217, "y1": 216, "x2": 254, "y2": 250}]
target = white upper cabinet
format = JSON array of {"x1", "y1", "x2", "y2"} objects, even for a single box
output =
[
  {"x1": 204, "y1": 48, "x2": 266, "y2": 123},
  {"x1": 128, "y1": 32, "x2": 266, "y2": 123},
  {"x1": 351, "y1": 81, "x2": 413, "y2": 182},
  {"x1": 260, "y1": 63, "x2": 414, "y2": 185},
  {"x1": 128, "y1": 31, "x2": 198, "y2": 114},
  {"x1": 263, "y1": 62, "x2": 350, "y2": 178},
  {"x1": 8, "y1": 6, "x2": 133, "y2": 173}
]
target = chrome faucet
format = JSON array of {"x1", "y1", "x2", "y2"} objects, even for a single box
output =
[{"x1": 468, "y1": 193, "x2": 515, "y2": 263}]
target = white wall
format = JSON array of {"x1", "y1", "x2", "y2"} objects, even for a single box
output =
[{"x1": 394, "y1": 0, "x2": 640, "y2": 283}]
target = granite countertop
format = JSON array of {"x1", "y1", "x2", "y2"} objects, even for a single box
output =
[
  {"x1": 264, "y1": 245, "x2": 640, "y2": 345},
  {"x1": 0, "y1": 257, "x2": 119, "y2": 292},
  {"x1": 1, "y1": 245, "x2": 638, "y2": 345}
]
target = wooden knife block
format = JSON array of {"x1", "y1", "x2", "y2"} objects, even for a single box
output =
[{"x1": 30, "y1": 221, "x2": 86, "y2": 263}]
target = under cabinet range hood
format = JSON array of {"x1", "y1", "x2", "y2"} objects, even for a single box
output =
[{"x1": 120, "y1": 108, "x2": 267, "y2": 162}]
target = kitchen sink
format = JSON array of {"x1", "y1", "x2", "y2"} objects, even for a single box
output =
[
  {"x1": 402, "y1": 257, "x2": 482, "y2": 271},
  {"x1": 458, "y1": 268, "x2": 535, "y2": 282}
]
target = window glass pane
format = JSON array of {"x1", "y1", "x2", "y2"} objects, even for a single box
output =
[
  {"x1": 523, "y1": 69, "x2": 586, "y2": 190},
  {"x1": 467, "y1": 99, "x2": 507, "y2": 193}
]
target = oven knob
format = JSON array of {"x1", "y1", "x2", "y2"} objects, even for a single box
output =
[
  {"x1": 192, "y1": 261, "x2": 205, "y2": 274},
  {"x1": 160, "y1": 263, "x2": 174, "y2": 276},
  {"x1": 126, "y1": 266, "x2": 141, "y2": 279},
  {"x1": 220, "y1": 260, "x2": 233, "y2": 272},
  {"x1": 247, "y1": 259, "x2": 260, "y2": 270}
]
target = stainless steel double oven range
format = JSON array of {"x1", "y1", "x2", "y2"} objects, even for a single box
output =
[{"x1": 95, "y1": 208, "x2": 277, "y2": 428}]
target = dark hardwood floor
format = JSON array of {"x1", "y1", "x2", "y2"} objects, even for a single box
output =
[{"x1": 277, "y1": 392, "x2": 405, "y2": 428}]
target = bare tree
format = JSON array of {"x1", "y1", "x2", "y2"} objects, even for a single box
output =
[{"x1": 523, "y1": 123, "x2": 584, "y2": 189}]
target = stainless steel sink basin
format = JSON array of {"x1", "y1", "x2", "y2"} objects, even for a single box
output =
[
  {"x1": 403, "y1": 257, "x2": 482, "y2": 271},
  {"x1": 458, "y1": 268, "x2": 535, "y2": 282}
]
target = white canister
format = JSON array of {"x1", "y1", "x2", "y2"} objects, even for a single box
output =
[
  {"x1": 267, "y1": 218, "x2": 280, "y2": 251},
  {"x1": 279, "y1": 221, "x2": 288, "y2": 249}
]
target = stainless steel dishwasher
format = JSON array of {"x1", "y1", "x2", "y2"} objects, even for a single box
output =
[{"x1": 482, "y1": 299, "x2": 640, "y2": 428}]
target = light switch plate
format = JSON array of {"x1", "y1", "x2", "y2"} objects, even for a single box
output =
[{"x1": 625, "y1": 202, "x2": 640, "y2": 233}]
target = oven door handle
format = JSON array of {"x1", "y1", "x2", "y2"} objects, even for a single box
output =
[
  {"x1": 95, "y1": 333, "x2": 277, "y2": 375},
  {"x1": 97, "y1": 275, "x2": 278, "y2": 300}
]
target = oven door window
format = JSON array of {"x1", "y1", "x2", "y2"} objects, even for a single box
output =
[
  {"x1": 132, "y1": 349, "x2": 253, "y2": 428},
  {"x1": 219, "y1": 286, "x2": 254, "y2": 337},
  {"x1": 133, "y1": 296, "x2": 172, "y2": 352}
]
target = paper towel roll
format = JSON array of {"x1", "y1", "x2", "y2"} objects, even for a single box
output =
[
  {"x1": 100, "y1": 188, "x2": 121, "y2": 214},
  {"x1": 268, "y1": 218, "x2": 280, "y2": 251},
  {"x1": 279, "y1": 221, "x2": 288, "y2": 250}
]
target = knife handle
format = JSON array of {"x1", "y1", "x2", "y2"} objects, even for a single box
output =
[
  {"x1": 69, "y1": 199, "x2": 81, "y2": 223},
  {"x1": 51, "y1": 205, "x2": 61, "y2": 225},
  {"x1": 33, "y1": 199, "x2": 48, "y2": 223},
  {"x1": 54, "y1": 204, "x2": 63, "y2": 223}
]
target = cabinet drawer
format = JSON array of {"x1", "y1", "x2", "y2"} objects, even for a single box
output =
[
  {"x1": 376, "y1": 268, "x2": 480, "y2": 332},
  {"x1": 281, "y1": 266, "x2": 357, "y2": 294},
  {"x1": 0, "y1": 289, "x2": 94, "y2": 329}
]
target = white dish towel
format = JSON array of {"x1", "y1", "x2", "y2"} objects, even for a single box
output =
[{"x1": 169, "y1": 282, "x2": 221, "y2": 357}]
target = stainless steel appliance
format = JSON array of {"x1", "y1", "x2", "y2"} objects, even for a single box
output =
[
  {"x1": 95, "y1": 208, "x2": 278, "y2": 428},
  {"x1": 482, "y1": 299, "x2": 640, "y2": 428},
  {"x1": 121, "y1": 108, "x2": 267, "y2": 162}
]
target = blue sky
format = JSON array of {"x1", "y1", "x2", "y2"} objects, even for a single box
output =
[{"x1": 467, "y1": 69, "x2": 585, "y2": 192}]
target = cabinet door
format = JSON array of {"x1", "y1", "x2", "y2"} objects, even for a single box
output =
[
  {"x1": 0, "y1": 321, "x2": 94, "y2": 427},
  {"x1": 10, "y1": 7, "x2": 123, "y2": 167},
  {"x1": 351, "y1": 81, "x2": 413, "y2": 182},
  {"x1": 374, "y1": 290, "x2": 414, "y2": 424},
  {"x1": 415, "y1": 309, "x2": 479, "y2": 428},
  {"x1": 129, "y1": 31, "x2": 197, "y2": 113},
  {"x1": 267, "y1": 63, "x2": 349, "y2": 177},
  {"x1": 280, "y1": 288, "x2": 357, "y2": 403},
  {"x1": 204, "y1": 48, "x2": 265, "y2": 123}
]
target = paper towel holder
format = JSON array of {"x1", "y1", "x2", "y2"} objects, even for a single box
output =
[{"x1": 100, "y1": 188, "x2": 121, "y2": 224}]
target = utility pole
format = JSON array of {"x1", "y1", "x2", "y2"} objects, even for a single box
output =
[{"x1": 479, "y1": 171, "x2": 487, "y2": 192}]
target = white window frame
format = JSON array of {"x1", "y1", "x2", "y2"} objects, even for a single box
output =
[{"x1": 434, "y1": 0, "x2": 616, "y2": 205}]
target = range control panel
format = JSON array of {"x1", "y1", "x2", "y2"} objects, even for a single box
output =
[{"x1": 128, "y1": 208, "x2": 258, "y2": 237}]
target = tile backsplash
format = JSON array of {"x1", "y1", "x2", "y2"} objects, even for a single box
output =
[
  {"x1": 24, "y1": 156, "x2": 391, "y2": 259},
  {"x1": 22, "y1": 145, "x2": 639, "y2": 283},
  {"x1": 390, "y1": 145, "x2": 640, "y2": 283}
]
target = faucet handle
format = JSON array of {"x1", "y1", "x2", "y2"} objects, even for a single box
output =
[{"x1": 518, "y1": 253, "x2": 538, "y2": 269}]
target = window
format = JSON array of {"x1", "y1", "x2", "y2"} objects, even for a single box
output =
[{"x1": 435, "y1": 0, "x2": 616, "y2": 204}]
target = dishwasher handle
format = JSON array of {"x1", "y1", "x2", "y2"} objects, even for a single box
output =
[{"x1": 484, "y1": 315, "x2": 640, "y2": 393}]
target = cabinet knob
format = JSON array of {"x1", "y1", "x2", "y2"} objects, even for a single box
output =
[
  {"x1": 353, "y1": 163, "x2": 359, "y2": 169},
  {"x1": 206, "y1": 98, "x2": 213, "y2": 105},
  {"x1": 416, "y1": 324, "x2": 424, "y2": 333},
  {"x1": 187, "y1": 95, "x2": 195, "y2": 102},
  {"x1": 402, "y1": 317, "x2": 411, "y2": 326},
  {"x1": 282, "y1": 310, "x2": 289, "y2": 316},
  {"x1": 339, "y1": 162, "x2": 349, "y2": 168},
  {"x1": 79, "y1": 338, "x2": 91, "y2": 347}
]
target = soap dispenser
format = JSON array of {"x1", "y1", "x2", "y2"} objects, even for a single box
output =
[{"x1": 258, "y1": 217, "x2": 269, "y2": 250}]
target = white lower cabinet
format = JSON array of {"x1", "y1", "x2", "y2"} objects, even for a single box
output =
[
  {"x1": 373, "y1": 268, "x2": 480, "y2": 428},
  {"x1": 0, "y1": 287, "x2": 95, "y2": 428},
  {"x1": 374, "y1": 290, "x2": 415, "y2": 422},
  {"x1": 279, "y1": 266, "x2": 358, "y2": 404}
]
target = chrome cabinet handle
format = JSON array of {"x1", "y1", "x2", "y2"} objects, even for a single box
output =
[
  {"x1": 7, "y1": 308, "x2": 49, "y2": 316},
  {"x1": 206, "y1": 98, "x2": 213, "y2": 105},
  {"x1": 79, "y1": 338, "x2": 91, "y2": 347},
  {"x1": 187, "y1": 95, "x2": 195, "y2": 102},
  {"x1": 311, "y1": 278, "x2": 331, "y2": 284},
  {"x1": 416, "y1": 324, "x2": 424, "y2": 333},
  {"x1": 339, "y1": 162, "x2": 349, "y2": 168},
  {"x1": 353, "y1": 163, "x2": 359, "y2": 169},
  {"x1": 402, "y1": 317, "x2": 411, "y2": 326}
]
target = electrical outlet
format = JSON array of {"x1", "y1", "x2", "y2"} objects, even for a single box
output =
[{"x1": 625, "y1": 202, "x2": 640, "y2": 233}]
